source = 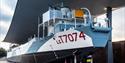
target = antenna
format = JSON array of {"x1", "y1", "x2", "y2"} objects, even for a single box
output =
[
  {"x1": 38, "y1": 16, "x2": 40, "y2": 41},
  {"x1": 61, "y1": 2, "x2": 64, "y2": 7}
]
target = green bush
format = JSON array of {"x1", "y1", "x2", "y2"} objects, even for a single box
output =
[{"x1": 0, "y1": 48, "x2": 7, "y2": 58}]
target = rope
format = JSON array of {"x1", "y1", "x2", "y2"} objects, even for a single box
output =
[{"x1": 50, "y1": 45, "x2": 58, "y2": 59}]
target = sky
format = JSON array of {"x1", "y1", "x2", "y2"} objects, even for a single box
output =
[
  {"x1": 0, "y1": 0, "x2": 17, "y2": 50},
  {"x1": 0, "y1": 0, "x2": 125, "y2": 50}
]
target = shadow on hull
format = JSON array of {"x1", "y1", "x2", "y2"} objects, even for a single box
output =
[{"x1": 7, "y1": 47, "x2": 97, "y2": 63}]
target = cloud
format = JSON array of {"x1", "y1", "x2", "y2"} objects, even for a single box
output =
[
  {"x1": 0, "y1": 2, "x2": 14, "y2": 16},
  {"x1": 0, "y1": 0, "x2": 17, "y2": 16},
  {"x1": 0, "y1": 21, "x2": 11, "y2": 32},
  {"x1": 0, "y1": 21, "x2": 11, "y2": 41},
  {"x1": 3, "y1": 0, "x2": 18, "y2": 10},
  {"x1": 0, "y1": 40, "x2": 11, "y2": 50},
  {"x1": 0, "y1": 0, "x2": 18, "y2": 20},
  {"x1": 0, "y1": 0, "x2": 18, "y2": 42},
  {"x1": 0, "y1": 13, "x2": 12, "y2": 21},
  {"x1": 0, "y1": 33, "x2": 5, "y2": 41}
]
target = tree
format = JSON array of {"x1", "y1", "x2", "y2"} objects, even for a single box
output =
[{"x1": 0, "y1": 47, "x2": 7, "y2": 58}]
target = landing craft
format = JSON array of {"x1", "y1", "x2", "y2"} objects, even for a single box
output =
[{"x1": 6, "y1": 3, "x2": 112, "y2": 63}]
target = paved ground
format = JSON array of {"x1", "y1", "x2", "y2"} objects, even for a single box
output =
[{"x1": 0, "y1": 57, "x2": 11, "y2": 63}]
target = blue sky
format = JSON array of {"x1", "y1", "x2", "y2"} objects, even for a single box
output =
[{"x1": 0, "y1": 0, "x2": 125, "y2": 50}]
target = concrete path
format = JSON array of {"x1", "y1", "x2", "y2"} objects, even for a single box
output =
[{"x1": 0, "y1": 57, "x2": 11, "y2": 63}]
